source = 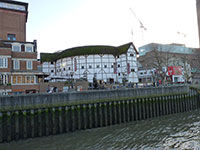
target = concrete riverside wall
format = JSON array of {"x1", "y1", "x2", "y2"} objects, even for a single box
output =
[
  {"x1": 0, "y1": 85, "x2": 189, "y2": 109},
  {"x1": 0, "y1": 87, "x2": 199, "y2": 143}
]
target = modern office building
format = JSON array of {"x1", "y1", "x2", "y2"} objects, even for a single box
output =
[
  {"x1": 138, "y1": 43, "x2": 198, "y2": 84},
  {"x1": 41, "y1": 42, "x2": 139, "y2": 84},
  {"x1": 0, "y1": 0, "x2": 43, "y2": 95}
]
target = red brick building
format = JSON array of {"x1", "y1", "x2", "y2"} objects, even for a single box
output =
[{"x1": 0, "y1": 0, "x2": 43, "y2": 95}]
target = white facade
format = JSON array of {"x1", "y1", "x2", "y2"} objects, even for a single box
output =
[
  {"x1": 42, "y1": 44, "x2": 139, "y2": 83},
  {"x1": 42, "y1": 62, "x2": 55, "y2": 76}
]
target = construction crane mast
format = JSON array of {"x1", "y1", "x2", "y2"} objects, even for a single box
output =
[{"x1": 130, "y1": 8, "x2": 147, "y2": 31}]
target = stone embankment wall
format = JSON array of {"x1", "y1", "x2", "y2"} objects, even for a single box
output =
[
  {"x1": 0, "y1": 85, "x2": 198, "y2": 143},
  {"x1": 0, "y1": 85, "x2": 189, "y2": 110}
]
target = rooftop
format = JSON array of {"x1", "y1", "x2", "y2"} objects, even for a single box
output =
[
  {"x1": 139, "y1": 43, "x2": 197, "y2": 56},
  {"x1": 40, "y1": 42, "x2": 138, "y2": 62}
]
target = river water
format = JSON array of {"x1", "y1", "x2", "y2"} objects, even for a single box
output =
[{"x1": 0, "y1": 110, "x2": 200, "y2": 150}]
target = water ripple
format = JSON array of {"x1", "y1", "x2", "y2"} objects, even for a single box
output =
[{"x1": 1, "y1": 110, "x2": 200, "y2": 150}]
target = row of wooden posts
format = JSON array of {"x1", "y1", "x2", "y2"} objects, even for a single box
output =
[{"x1": 0, "y1": 89, "x2": 199, "y2": 143}]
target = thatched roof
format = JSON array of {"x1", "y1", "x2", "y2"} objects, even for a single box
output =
[{"x1": 40, "y1": 42, "x2": 138, "y2": 62}]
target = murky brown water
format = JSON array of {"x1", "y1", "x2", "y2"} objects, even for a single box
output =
[{"x1": 0, "y1": 110, "x2": 200, "y2": 150}]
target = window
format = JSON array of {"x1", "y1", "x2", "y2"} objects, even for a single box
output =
[
  {"x1": 12, "y1": 76, "x2": 17, "y2": 84},
  {"x1": 0, "y1": 74, "x2": 7, "y2": 85},
  {"x1": 17, "y1": 76, "x2": 22, "y2": 84},
  {"x1": 0, "y1": 57, "x2": 7, "y2": 68},
  {"x1": 51, "y1": 62, "x2": 54, "y2": 65},
  {"x1": 118, "y1": 73, "x2": 120, "y2": 76},
  {"x1": 22, "y1": 76, "x2": 25, "y2": 83},
  {"x1": 31, "y1": 76, "x2": 34, "y2": 83},
  {"x1": 131, "y1": 69, "x2": 135, "y2": 72},
  {"x1": 7, "y1": 34, "x2": 16, "y2": 41},
  {"x1": 26, "y1": 76, "x2": 31, "y2": 83},
  {"x1": 12, "y1": 76, "x2": 35, "y2": 84},
  {"x1": 111, "y1": 65, "x2": 113, "y2": 68},
  {"x1": 63, "y1": 68, "x2": 65, "y2": 71},
  {"x1": 104, "y1": 65, "x2": 107, "y2": 68},
  {"x1": 26, "y1": 76, "x2": 35, "y2": 84},
  {"x1": 97, "y1": 65, "x2": 100, "y2": 68},
  {"x1": 89, "y1": 65, "x2": 92, "y2": 69},
  {"x1": 25, "y1": 46, "x2": 33, "y2": 52},
  {"x1": 81, "y1": 66, "x2": 84, "y2": 69},
  {"x1": 51, "y1": 70, "x2": 54, "y2": 73},
  {"x1": 130, "y1": 54, "x2": 134, "y2": 57},
  {"x1": 13, "y1": 60, "x2": 20, "y2": 70},
  {"x1": 69, "y1": 67, "x2": 71, "y2": 70},
  {"x1": 118, "y1": 64, "x2": 120, "y2": 68},
  {"x1": 26, "y1": 60, "x2": 32, "y2": 70},
  {"x1": 0, "y1": 75, "x2": 3, "y2": 85},
  {"x1": 12, "y1": 45, "x2": 21, "y2": 52}
]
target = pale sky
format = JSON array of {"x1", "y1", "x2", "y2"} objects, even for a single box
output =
[{"x1": 20, "y1": 0, "x2": 199, "y2": 54}]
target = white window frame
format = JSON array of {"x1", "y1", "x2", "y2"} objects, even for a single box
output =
[
  {"x1": 25, "y1": 44, "x2": 33, "y2": 52},
  {"x1": 13, "y1": 59, "x2": 20, "y2": 70},
  {"x1": 12, "y1": 43, "x2": 21, "y2": 52},
  {"x1": 26, "y1": 60, "x2": 33, "y2": 70},
  {"x1": 0, "y1": 57, "x2": 8, "y2": 68}
]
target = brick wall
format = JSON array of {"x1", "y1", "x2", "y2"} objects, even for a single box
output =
[
  {"x1": 12, "y1": 52, "x2": 37, "y2": 59},
  {"x1": 0, "y1": 9, "x2": 26, "y2": 42},
  {"x1": 0, "y1": 48, "x2": 11, "y2": 55},
  {"x1": 12, "y1": 85, "x2": 39, "y2": 93}
]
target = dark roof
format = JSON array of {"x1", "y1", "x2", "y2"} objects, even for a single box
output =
[
  {"x1": 40, "y1": 42, "x2": 138, "y2": 62},
  {"x1": 2, "y1": 40, "x2": 34, "y2": 45},
  {"x1": 0, "y1": 0, "x2": 28, "y2": 9}
]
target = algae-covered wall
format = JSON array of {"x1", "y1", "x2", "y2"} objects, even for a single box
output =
[
  {"x1": 0, "y1": 85, "x2": 198, "y2": 143},
  {"x1": 0, "y1": 87, "x2": 199, "y2": 143}
]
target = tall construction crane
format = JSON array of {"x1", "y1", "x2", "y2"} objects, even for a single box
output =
[
  {"x1": 129, "y1": 8, "x2": 147, "y2": 31},
  {"x1": 129, "y1": 8, "x2": 147, "y2": 45}
]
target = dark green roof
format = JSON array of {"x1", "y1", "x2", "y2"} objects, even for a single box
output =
[{"x1": 40, "y1": 42, "x2": 138, "y2": 62}]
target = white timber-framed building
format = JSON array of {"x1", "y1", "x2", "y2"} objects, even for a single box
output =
[{"x1": 41, "y1": 42, "x2": 139, "y2": 84}]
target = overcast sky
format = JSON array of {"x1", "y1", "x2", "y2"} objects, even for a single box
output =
[{"x1": 20, "y1": 0, "x2": 199, "y2": 54}]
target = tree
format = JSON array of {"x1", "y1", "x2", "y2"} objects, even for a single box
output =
[
  {"x1": 189, "y1": 49, "x2": 200, "y2": 84},
  {"x1": 170, "y1": 56, "x2": 192, "y2": 83},
  {"x1": 140, "y1": 44, "x2": 173, "y2": 85}
]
